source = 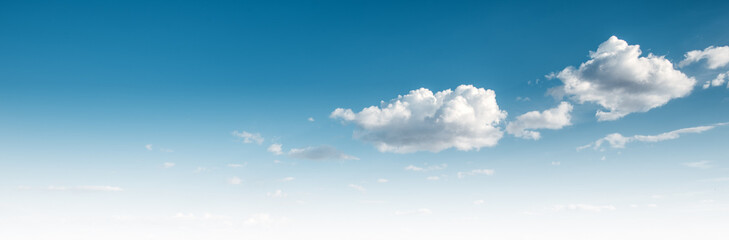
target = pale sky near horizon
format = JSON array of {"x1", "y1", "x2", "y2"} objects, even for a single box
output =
[{"x1": 2, "y1": 1, "x2": 729, "y2": 239}]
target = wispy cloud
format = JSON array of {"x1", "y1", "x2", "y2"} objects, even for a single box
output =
[
  {"x1": 232, "y1": 131, "x2": 264, "y2": 144},
  {"x1": 47, "y1": 185, "x2": 123, "y2": 192},
  {"x1": 457, "y1": 169, "x2": 494, "y2": 179},
  {"x1": 266, "y1": 189, "x2": 287, "y2": 198},
  {"x1": 348, "y1": 184, "x2": 366, "y2": 193},
  {"x1": 163, "y1": 162, "x2": 175, "y2": 168},
  {"x1": 227, "y1": 163, "x2": 247, "y2": 168},
  {"x1": 552, "y1": 204, "x2": 616, "y2": 212},
  {"x1": 684, "y1": 161, "x2": 712, "y2": 169},
  {"x1": 404, "y1": 164, "x2": 447, "y2": 172},
  {"x1": 579, "y1": 123, "x2": 727, "y2": 150},
  {"x1": 288, "y1": 145, "x2": 358, "y2": 160}
]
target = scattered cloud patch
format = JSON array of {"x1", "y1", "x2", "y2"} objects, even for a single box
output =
[
  {"x1": 579, "y1": 123, "x2": 726, "y2": 150},
  {"x1": 550, "y1": 36, "x2": 695, "y2": 121},
  {"x1": 348, "y1": 184, "x2": 366, "y2": 193},
  {"x1": 684, "y1": 161, "x2": 712, "y2": 169},
  {"x1": 288, "y1": 145, "x2": 358, "y2": 160},
  {"x1": 404, "y1": 164, "x2": 447, "y2": 172},
  {"x1": 145, "y1": 144, "x2": 153, "y2": 151},
  {"x1": 228, "y1": 177, "x2": 242, "y2": 185},
  {"x1": 232, "y1": 131, "x2": 264, "y2": 144},
  {"x1": 280, "y1": 177, "x2": 295, "y2": 182},
  {"x1": 227, "y1": 163, "x2": 247, "y2": 168},
  {"x1": 331, "y1": 85, "x2": 507, "y2": 153},
  {"x1": 163, "y1": 162, "x2": 175, "y2": 168},
  {"x1": 506, "y1": 102, "x2": 573, "y2": 140},
  {"x1": 679, "y1": 45, "x2": 729, "y2": 69},
  {"x1": 551, "y1": 161, "x2": 561, "y2": 166},
  {"x1": 516, "y1": 96, "x2": 531, "y2": 102},
  {"x1": 457, "y1": 169, "x2": 495, "y2": 179},
  {"x1": 377, "y1": 178, "x2": 389, "y2": 183},
  {"x1": 267, "y1": 143, "x2": 283, "y2": 155},
  {"x1": 308, "y1": 117, "x2": 315, "y2": 122},
  {"x1": 267, "y1": 189, "x2": 287, "y2": 198},
  {"x1": 702, "y1": 71, "x2": 729, "y2": 89},
  {"x1": 426, "y1": 176, "x2": 441, "y2": 181},
  {"x1": 473, "y1": 200, "x2": 485, "y2": 206}
]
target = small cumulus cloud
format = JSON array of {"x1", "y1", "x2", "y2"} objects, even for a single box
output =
[
  {"x1": 679, "y1": 45, "x2": 729, "y2": 69},
  {"x1": 232, "y1": 131, "x2": 264, "y2": 144},
  {"x1": 267, "y1": 143, "x2": 284, "y2": 155},
  {"x1": 228, "y1": 177, "x2": 242, "y2": 185},
  {"x1": 506, "y1": 102, "x2": 573, "y2": 140}
]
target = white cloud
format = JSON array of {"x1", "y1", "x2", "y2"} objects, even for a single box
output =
[
  {"x1": 348, "y1": 184, "x2": 366, "y2": 193},
  {"x1": 227, "y1": 163, "x2": 247, "y2": 168},
  {"x1": 552, "y1": 204, "x2": 616, "y2": 212},
  {"x1": 280, "y1": 177, "x2": 295, "y2": 182},
  {"x1": 579, "y1": 123, "x2": 726, "y2": 150},
  {"x1": 377, "y1": 178, "x2": 389, "y2": 183},
  {"x1": 702, "y1": 71, "x2": 729, "y2": 89},
  {"x1": 163, "y1": 162, "x2": 175, "y2": 168},
  {"x1": 48, "y1": 185, "x2": 123, "y2": 192},
  {"x1": 232, "y1": 131, "x2": 264, "y2": 144},
  {"x1": 288, "y1": 145, "x2": 358, "y2": 160},
  {"x1": 506, "y1": 102, "x2": 573, "y2": 140},
  {"x1": 267, "y1": 143, "x2": 283, "y2": 155},
  {"x1": 266, "y1": 189, "x2": 287, "y2": 198},
  {"x1": 679, "y1": 45, "x2": 729, "y2": 69},
  {"x1": 457, "y1": 169, "x2": 495, "y2": 179},
  {"x1": 473, "y1": 199, "x2": 485, "y2": 206},
  {"x1": 331, "y1": 85, "x2": 507, "y2": 153},
  {"x1": 145, "y1": 144, "x2": 173, "y2": 152},
  {"x1": 308, "y1": 117, "x2": 315, "y2": 122},
  {"x1": 394, "y1": 208, "x2": 432, "y2": 216},
  {"x1": 551, "y1": 161, "x2": 561, "y2": 166},
  {"x1": 228, "y1": 177, "x2": 242, "y2": 185},
  {"x1": 684, "y1": 160, "x2": 712, "y2": 169},
  {"x1": 426, "y1": 176, "x2": 441, "y2": 181},
  {"x1": 516, "y1": 96, "x2": 531, "y2": 102},
  {"x1": 404, "y1": 164, "x2": 447, "y2": 172},
  {"x1": 550, "y1": 36, "x2": 695, "y2": 121}
]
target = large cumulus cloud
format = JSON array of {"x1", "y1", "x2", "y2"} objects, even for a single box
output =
[
  {"x1": 331, "y1": 85, "x2": 507, "y2": 153},
  {"x1": 551, "y1": 36, "x2": 695, "y2": 121}
]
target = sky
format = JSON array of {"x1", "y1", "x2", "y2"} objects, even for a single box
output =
[{"x1": 1, "y1": 0, "x2": 729, "y2": 239}]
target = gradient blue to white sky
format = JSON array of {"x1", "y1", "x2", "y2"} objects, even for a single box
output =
[{"x1": 2, "y1": 1, "x2": 729, "y2": 239}]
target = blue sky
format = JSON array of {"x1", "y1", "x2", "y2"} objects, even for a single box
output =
[{"x1": 2, "y1": 1, "x2": 729, "y2": 239}]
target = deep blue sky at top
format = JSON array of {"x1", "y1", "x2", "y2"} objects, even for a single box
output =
[{"x1": 1, "y1": 0, "x2": 728, "y2": 151}]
